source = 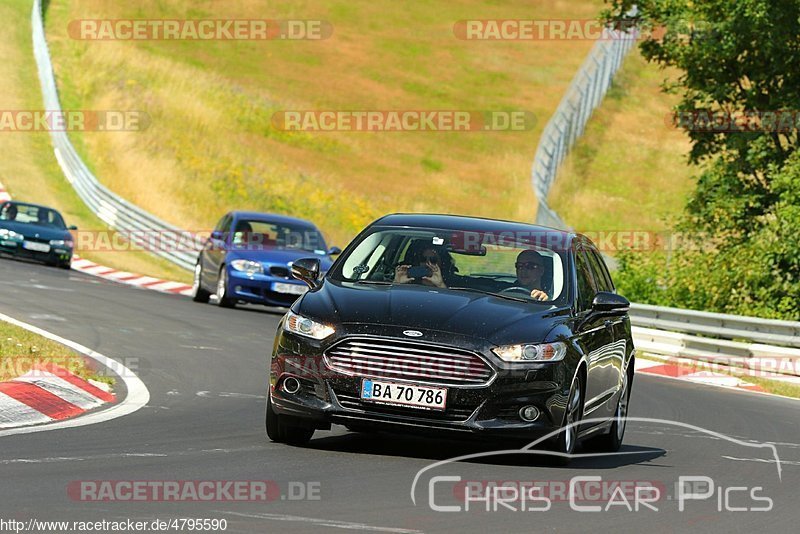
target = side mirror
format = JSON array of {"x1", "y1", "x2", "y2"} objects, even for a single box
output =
[
  {"x1": 210, "y1": 230, "x2": 223, "y2": 240},
  {"x1": 591, "y1": 292, "x2": 630, "y2": 314},
  {"x1": 328, "y1": 246, "x2": 342, "y2": 256},
  {"x1": 68, "y1": 225, "x2": 78, "y2": 231},
  {"x1": 291, "y1": 258, "x2": 321, "y2": 288}
]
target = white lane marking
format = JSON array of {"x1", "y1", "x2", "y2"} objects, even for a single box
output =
[
  {"x1": 13, "y1": 371, "x2": 105, "y2": 410},
  {"x1": 215, "y1": 511, "x2": 423, "y2": 533},
  {"x1": 0, "y1": 312, "x2": 150, "y2": 437},
  {"x1": 0, "y1": 392, "x2": 53, "y2": 428},
  {"x1": 179, "y1": 345, "x2": 222, "y2": 351},
  {"x1": 0, "y1": 452, "x2": 169, "y2": 465},
  {"x1": 196, "y1": 391, "x2": 266, "y2": 399},
  {"x1": 28, "y1": 314, "x2": 66, "y2": 322},
  {"x1": 1, "y1": 447, "x2": 265, "y2": 464},
  {"x1": 722, "y1": 456, "x2": 800, "y2": 467}
]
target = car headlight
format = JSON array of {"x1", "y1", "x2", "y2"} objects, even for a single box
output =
[
  {"x1": 492, "y1": 341, "x2": 567, "y2": 363},
  {"x1": 49, "y1": 239, "x2": 74, "y2": 248},
  {"x1": 284, "y1": 311, "x2": 335, "y2": 340},
  {"x1": 0, "y1": 229, "x2": 19, "y2": 239},
  {"x1": 230, "y1": 259, "x2": 264, "y2": 275}
]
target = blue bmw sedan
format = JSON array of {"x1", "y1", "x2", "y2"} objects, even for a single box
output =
[{"x1": 192, "y1": 211, "x2": 339, "y2": 308}]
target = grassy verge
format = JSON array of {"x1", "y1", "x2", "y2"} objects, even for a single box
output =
[
  {"x1": 639, "y1": 353, "x2": 800, "y2": 400},
  {"x1": 40, "y1": 0, "x2": 619, "y2": 248},
  {"x1": 0, "y1": 0, "x2": 191, "y2": 283},
  {"x1": 548, "y1": 50, "x2": 695, "y2": 236},
  {"x1": 0, "y1": 320, "x2": 114, "y2": 386}
]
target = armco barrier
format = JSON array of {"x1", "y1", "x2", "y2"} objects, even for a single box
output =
[
  {"x1": 31, "y1": 0, "x2": 200, "y2": 271},
  {"x1": 530, "y1": 17, "x2": 638, "y2": 230}
]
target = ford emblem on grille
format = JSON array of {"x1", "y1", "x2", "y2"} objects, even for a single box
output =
[{"x1": 402, "y1": 330, "x2": 423, "y2": 337}]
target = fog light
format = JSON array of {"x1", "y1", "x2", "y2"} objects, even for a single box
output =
[
  {"x1": 519, "y1": 405, "x2": 540, "y2": 422},
  {"x1": 282, "y1": 376, "x2": 301, "y2": 394},
  {"x1": 235, "y1": 285, "x2": 242, "y2": 292}
]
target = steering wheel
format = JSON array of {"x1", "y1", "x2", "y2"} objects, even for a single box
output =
[{"x1": 499, "y1": 286, "x2": 531, "y2": 295}]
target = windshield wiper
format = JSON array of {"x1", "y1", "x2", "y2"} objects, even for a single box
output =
[
  {"x1": 447, "y1": 287, "x2": 529, "y2": 303},
  {"x1": 352, "y1": 280, "x2": 393, "y2": 285}
]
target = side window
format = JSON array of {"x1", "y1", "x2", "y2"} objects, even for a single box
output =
[
  {"x1": 574, "y1": 249, "x2": 598, "y2": 312},
  {"x1": 588, "y1": 248, "x2": 614, "y2": 293}
]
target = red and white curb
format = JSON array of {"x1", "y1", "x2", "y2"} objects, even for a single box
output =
[
  {"x1": 0, "y1": 363, "x2": 115, "y2": 429},
  {"x1": 0, "y1": 181, "x2": 194, "y2": 297},
  {"x1": 70, "y1": 255, "x2": 194, "y2": 296},
  {"x1": 635, "y1": 358, "x2": 766, "y2": 393},
  {"x1": 0, "y1": 312, "x2": 149, "y2": 437}
]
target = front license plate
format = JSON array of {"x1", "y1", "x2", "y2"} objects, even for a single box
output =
[
  {"x1": 22, "y1": 241, "x2": 50, "y2": 253},
  {"x1": 360, "y1": 379, "x2": 447, "y2": 411},
  {"x1": 272, "y1": 282, "x2": 308, "y2": 295}
]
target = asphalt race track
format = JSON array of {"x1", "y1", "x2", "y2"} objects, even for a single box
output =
[{"x1": 1, "y1": 257, "x2": 798, "y2": 533}]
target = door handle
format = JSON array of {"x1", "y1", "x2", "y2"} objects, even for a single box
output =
[{"x1": 604, "y1": 319, "x2": 614, "y2": 330}]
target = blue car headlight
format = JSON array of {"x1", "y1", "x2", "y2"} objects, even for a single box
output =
[
  {"x1": 0, "y1": 229, "x2": 20, "y2": 239},
  {"x1": 230, "y1": 259, "x2": 264, "y2": 275},
  {"x1": 284, "y1": 311, "x2": 335, "y2": 340}
]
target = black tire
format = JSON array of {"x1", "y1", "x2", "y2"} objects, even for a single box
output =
[
  {"x1": 554, "y1": 372, "x2": 584, "y2": 464},
  {"x1": 215, "y1": 266, "x2": 236, "y2": 308},
  {"x1": 593, "y1": 367, "x2": 632, "y2": 452},
  {"x1": 192, "y1": 261, "x2": 211, "y2": 303},
  {"x1": 265, "y1": 393, "x2": 314, "y2": 445},
  {"x1": 58, "y1": 259, "x2": 71, "y2": 270}
]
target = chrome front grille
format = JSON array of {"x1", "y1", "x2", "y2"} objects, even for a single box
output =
[{"x1": 325, "y1": 337, "x2": 495, "y2": 386}]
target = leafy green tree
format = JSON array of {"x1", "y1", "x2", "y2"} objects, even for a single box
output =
[{"x1": 604, "y1": 0, "x2": 800, "y2": 318}]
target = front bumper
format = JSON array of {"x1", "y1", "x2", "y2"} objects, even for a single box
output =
[
  {"x1": 0, "y1": 241, "x2": 72, "y2": 265},
  {"x1": 227, "y1": 269, "x2": 307, "y2": 307},
  {"x1": 269, "y1": 326, "x2": 575, "y2": 440}
]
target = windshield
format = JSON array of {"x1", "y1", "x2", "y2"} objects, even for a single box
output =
[
  {"x1": 0, "y1": 203, "x2": 66, "y2": 229},
  {"x1": 231, "y1": 219, "x2": 327, "y2": 254},
  {"x1": 331, "y1": 227, "x2": 569, "y2": 303}
]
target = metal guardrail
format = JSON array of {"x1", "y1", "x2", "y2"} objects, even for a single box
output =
[
  {"x1": 630, "y1": 305, "x2": 800, "y2": 377},
  {"x1": 531, "y1": 24, "x2": 638, "y2": 230},
  {"x1": 31, "y1": 0, "x2": 200, "y2": 271},
  {"x1": 630, "y1": 303, "x2": 800, "y2": 349}
]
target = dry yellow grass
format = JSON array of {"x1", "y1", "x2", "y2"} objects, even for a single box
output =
[
  {"x1": 43, "y1": 0, "x2": 614, "y2": 247},
  {"x1": 548, "y1": 50, "x2": 694, "y2": 235},
  {"x1": 0, "y1": 0, "x2": 191, "y2": 283}
]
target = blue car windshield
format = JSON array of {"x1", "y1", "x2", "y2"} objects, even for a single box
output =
[
  {"x1": 0, "y1": 203, "x2": 66, "y2": 229},
  {"x1": 231, "y1": 219, "x2": 327, "y2": 253}
]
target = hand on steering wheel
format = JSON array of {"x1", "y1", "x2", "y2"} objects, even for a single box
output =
[{"x1": 500, "y1": 286, "x2": 549, "y2": 301}]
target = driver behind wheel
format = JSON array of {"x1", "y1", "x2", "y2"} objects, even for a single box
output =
[{"x1": 513, "y1": 249, "x2": 552, "y2": 301}]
